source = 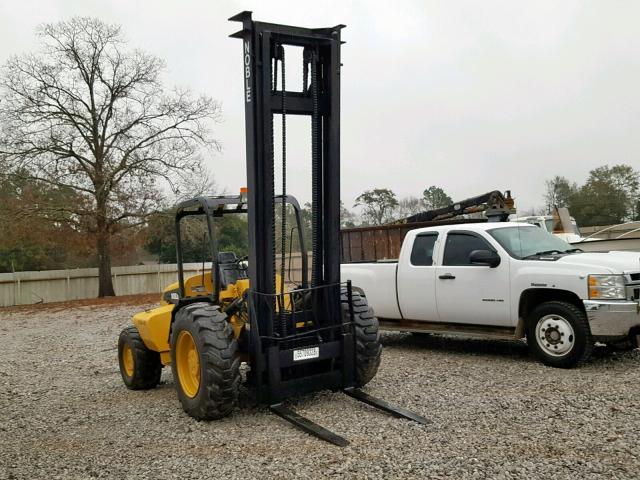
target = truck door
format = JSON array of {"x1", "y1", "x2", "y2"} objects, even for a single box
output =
[
  {"x1": 435, "y1": 231, "x2": 511, "y2": 326},
  {"x1": 396, "y1": 233, "x2": 439, "y2": 321}
]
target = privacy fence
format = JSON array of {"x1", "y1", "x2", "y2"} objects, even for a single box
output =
[{"x1": 0, "y1": 254, "x2": 309, "y2": 307}]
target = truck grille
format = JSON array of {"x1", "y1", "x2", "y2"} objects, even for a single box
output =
[{"x1": 626, "y1": 272, "x2": 640, "y2": 300}]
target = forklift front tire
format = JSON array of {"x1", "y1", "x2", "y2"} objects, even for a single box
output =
[{"x1": 171, "y1": 303, "x2": 241, "y2": 420}]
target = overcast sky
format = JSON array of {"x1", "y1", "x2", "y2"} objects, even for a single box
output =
[{"x1": 1, "y1": 0, "x2": 639, "y2": 213}]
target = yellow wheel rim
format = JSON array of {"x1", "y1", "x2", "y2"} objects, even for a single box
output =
[
  {"x1": 122, "y1": 343, "x2": 134, "y2": 377},
  {"x1": 176, "y1": 330, "x2": 200, "y2": 398}
]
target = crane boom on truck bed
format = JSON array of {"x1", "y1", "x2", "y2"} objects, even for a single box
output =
[{"x1": 400, "y1": 190, "x2": 515, "y2": 224}]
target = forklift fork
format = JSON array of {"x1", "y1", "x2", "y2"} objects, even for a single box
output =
[
  {"x1": 271, "y1": 389, "x2": 431, "y2": 447},
  {"x1": 270, "y1": 403, "x2": 349, "y2": 447}
]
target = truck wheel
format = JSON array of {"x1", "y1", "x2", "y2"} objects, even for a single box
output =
[
  {"x1": 341, "y1": 287, "x2": 382, "y2": 387},
  {"x1": 118, "y1": 326, "x2": 162, "y2": 390},
  {"x1": 526, "y1": 301, "x2": 593, "y2": 368},
  {"x1": 171, "y1": 302, "x2": 241, "y2": 420}
]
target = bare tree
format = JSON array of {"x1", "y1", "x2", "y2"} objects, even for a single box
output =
[
  {"x1": 0, "y1": 17, "x2": 220, "y2": 296},
  {"x1": 340, "y1": 201, "x2": 357, "y2": 228},
  {"x1": 543, "y1": 175, "x2": 576, "y2": 213},
  {"x1": 354, "y1": 188, "x2": 398, "y2": 225},
  {"x1": 395, "y1": 196, "x2": 424, "y2": 219}
]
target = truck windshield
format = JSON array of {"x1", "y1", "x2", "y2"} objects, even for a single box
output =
[{"x1": 488, "y1": 226, "x2": 574, "y2": 259}]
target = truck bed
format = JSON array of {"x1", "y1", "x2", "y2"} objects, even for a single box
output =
[
  {"x1": 341, "y1": 218, "x2": 484, "y2": 263},
  {"x1": 341, "y1": 261, "x2": 401, "y2": 319}
]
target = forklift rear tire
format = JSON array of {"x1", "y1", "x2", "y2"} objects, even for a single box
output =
[
  {"x1": 118, "y1": 326, "x2": 162, "y2": 390},
  {"x1": 171, "y1": 302, "x2": 241, "y2": 420},
  {"x1": 341, "y1": 288, "x2": 382, "y2": 387}
]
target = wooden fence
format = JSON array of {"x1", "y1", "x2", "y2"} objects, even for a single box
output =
[{"x1": 0, "y1": 253, "x2": 310, "y2": 307}]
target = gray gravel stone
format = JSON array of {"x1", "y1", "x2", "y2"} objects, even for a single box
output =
[{"x1": 1, "y1": 302, "x2": 639, "y2": 479}]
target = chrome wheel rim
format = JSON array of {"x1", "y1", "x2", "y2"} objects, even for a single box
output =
[{"x1": 535, "y1": 314, "x2": 575, "y2": 357}]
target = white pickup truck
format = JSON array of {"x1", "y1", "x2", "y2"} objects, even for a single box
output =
[{"x1": 341, "y1": 222, "x2": 640, "y2": 367}]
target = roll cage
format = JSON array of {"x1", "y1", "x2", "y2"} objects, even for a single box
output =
[{"x1": 174, "y1": 194, "x2": 308, "y2": 303}]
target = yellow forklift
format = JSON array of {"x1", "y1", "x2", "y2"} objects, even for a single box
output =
[{"x1": 117, "y1": 11, "x2": 428, "y2": 446}]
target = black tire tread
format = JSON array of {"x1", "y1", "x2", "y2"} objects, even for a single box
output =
[
  {"x1": 171, "y1": 302, "x2": 241, "y2": 420},
  {"x1": 118, "y1": 326, "x2": 162, "y2": 390},
  {"x1": 341, "y1": 288, "x2": 382, "y2": 387}
]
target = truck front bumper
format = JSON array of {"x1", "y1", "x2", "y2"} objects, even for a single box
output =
[{"x1": 583, "y1": 300, "x2": 640, "y2": 337}]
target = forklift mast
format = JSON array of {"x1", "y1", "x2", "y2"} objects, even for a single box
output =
[
  {"x1": 230, "y1": 12, "x2": 428, "y2": 444},
  {"x1": 230, "y1": 11, "x2": 342, "y2": 298},
  {"x1": 230, "y1": 12, "x2": 345, "y2": 402}
]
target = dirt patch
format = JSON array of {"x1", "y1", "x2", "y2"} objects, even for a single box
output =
[{"x1": 0, "y1": 293, "x2": 159, "y2": 315}]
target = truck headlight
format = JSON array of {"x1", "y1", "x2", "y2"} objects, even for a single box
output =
[{"x1": 588, "y1": 275, "x2": 626, "y2": 300}]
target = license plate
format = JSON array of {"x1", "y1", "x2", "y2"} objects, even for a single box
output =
[{"x1": 293, "y1": 347, "x2": 319, "y2": 361}]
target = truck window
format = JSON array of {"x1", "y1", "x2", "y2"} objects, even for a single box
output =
[
  {"x1": 443, "y1": 233, "x2": 494, "y2": 266},
  {"x1": 410, "y1": 234, "x2": 438, "y2": 266}
]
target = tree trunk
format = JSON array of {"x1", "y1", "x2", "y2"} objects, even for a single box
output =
[
  {"x1": 97, "y1": 228, "x2": 115, "y2": 297},
  {"x1": 96, "y1": 207, "x2": 115, "y2": 297}
]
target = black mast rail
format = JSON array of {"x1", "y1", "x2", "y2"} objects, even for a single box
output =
[
  {"x1": 230, "y1": 11, "x2": 430, "y2": 446},
  {"x1": 230, "y1": 8, "x2": 345, "y2": 406}
]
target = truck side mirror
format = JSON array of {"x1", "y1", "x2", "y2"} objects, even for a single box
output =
[{"x1": 469, "y1": 249, "x2": 501, "y2": 268}]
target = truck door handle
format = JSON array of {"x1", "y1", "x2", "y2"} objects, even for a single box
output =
[{"x1": 439, "y1": 273, "x2": 456, "y2": 280}]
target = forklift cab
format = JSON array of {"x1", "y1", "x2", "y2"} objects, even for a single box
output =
[{"x1": 174, "y1": 193, "x2": 308, "y2": 304}]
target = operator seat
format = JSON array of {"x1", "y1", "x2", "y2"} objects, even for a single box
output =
[{"x1": 217, "y1": 251, "x2": 247, "y2": 289}]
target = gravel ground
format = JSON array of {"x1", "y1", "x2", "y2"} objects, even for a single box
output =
[{"x1": 1, "y1": 298, "x2": 639, "y2": 480}]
